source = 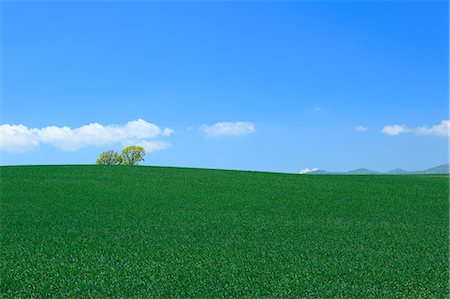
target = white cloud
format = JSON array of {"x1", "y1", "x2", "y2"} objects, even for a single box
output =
[
  {"x1": 162, "y1": 128, "x2": 174, "y2": 136},
  {"x1": 299, "y1": 168, "x2": 319, "y2": 174},
  {"x1": 0, "y1": 124, "x2": 40, "y2": 152},
  {"x1": 0, "y1": 119, "x2": 173, "y2": 153},
  {"x1": 201, "y1": 121, "x2": 255, "y2": 137},
  {"x1": 381, "y1": 124, "x2": 409, "y2": 136},
  {"x1": 415, "y1": 120, "x2": 450, "y2": 137},
  {"x1": 355, "y1": 126, "x2": 368, "y2": 132},
  {"x1": 124, "y1": 119, "x2": 161, "y2": 139},
  {"x1": 382, "y1": 120, "x2": 449, "y2": 137}
]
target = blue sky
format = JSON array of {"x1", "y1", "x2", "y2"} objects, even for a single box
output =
[{"x1": 1, "y1": 1, "x2": 448, "y2": 173}]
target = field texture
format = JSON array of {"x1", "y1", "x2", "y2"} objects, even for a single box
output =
[{"x1": 1, "y1": 165, "x2": 448, "y2": 297}]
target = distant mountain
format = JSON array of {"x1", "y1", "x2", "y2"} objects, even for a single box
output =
[
  {"x1": 307, "y1": 168, "x2": 378, "y2": 175},
  {"x1": 307, "y1": 169, "x2": 332, "y2": 174},
  {"x1": 414, "y1": 164, "x2": 450, "y2": 174},
  {"x1": 305, "y1": 164, "x2": 450, "y2": 175},
  {"x1": 346, "y1": 168, "x2": 380, "y2": 175},
  {"x1": 385, "y1": 168, "x2": 410, "y2": 175}
]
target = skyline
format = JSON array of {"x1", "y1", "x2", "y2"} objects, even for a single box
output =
[{"x1": 1, "y1": 1, "x2": 448, "y2": 173}]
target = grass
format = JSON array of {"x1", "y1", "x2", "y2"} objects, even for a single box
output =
[{"x1": 1, "y1": 165, "x2": 448, "y2": 297}]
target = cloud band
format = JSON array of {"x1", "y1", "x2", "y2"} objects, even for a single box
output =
[
  {"x1": 0, "y1": 119, "x2": 173, "y2": 153},
  {"x1": 201, "y1": 121, "x2": 255, "y2": 137},
  {"x1": 382, "y1": 120, "x2": 449, "y2": 137}
]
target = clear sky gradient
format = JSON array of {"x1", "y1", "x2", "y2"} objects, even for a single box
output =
[{"x1": 1, "y1": 1, "x2": 448, "y2": 173}]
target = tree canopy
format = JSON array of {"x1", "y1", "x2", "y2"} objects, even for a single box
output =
[
  {"x1": 121, "y1": 145, "x2": 146, "y2": 165},
  {"x1": 96, "y1": 146, "x2": 146, "y2": 166},
  {"x1": 96, "y1": 150, "x2": 122, "y2": 165}
]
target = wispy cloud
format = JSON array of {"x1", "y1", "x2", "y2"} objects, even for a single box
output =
[
  {"x1": 382, "y1": 120, "x2": 449, "y2": 137},
  {"x1": 355, "y1": 126, "x2": 368, "y2": 132},
  {"x1": 0, "y1": 119, "x2": 173, "y2": 153},
  {"x1": 162, "y1": 128, "x2": 174, "y2": 136},
  {"x1": 201, "y1": 121, "x2": 255, "y2": 137}
]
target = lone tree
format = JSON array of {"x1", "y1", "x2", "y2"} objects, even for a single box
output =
[
  {"x1": 96, "y1": 150, "x2": 122, "y2": 165},
  {"x1": 120, "y1": 145, "x2": 146, "y2": 165}
]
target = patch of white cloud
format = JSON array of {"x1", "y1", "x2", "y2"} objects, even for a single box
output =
[
  {"x1": 123, "y1": 119, "x2": 161, "y2": 139},
  {"x1": 201, "y1": 121, "x2": 255, "y2": 137},
  {"x1": 299, "y1": 168, "x2": 319, "y2": 174},
  {"x1": 381, "y1": 124, "x2": 409, "y2": 136},
  {"x1": 162, "y1": 128, "x2": 174, "y2": 136},
  {"x1": 355, "y1": 126, "x2": 368, "y2": 132},
  {"x1": 0, "y1": 119, "x2": 173, "y2": 153},
  {"x1": 415, "y1": 120, "x2": 450, "y2": 137},
  {"x1": 382, "y1": 120, "x2": 449, "y2": 137},
  {"x1": 0, "y1": 124, "x2": 40, "y2": 152}
]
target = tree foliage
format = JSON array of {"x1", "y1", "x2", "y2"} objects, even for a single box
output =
[
  {"x1": 96, "y1": 146, "x2": 146, "y2": 166},
  {"x1": 96, "y1": 150, "x2": 122, "y2": 165},
  {"x1": 120, "y1": 145, "x2": 146, "y2": 165}
]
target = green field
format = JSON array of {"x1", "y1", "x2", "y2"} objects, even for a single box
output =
[{"x1": 1, "y1": 165, "x2": 448, "y2": 297}]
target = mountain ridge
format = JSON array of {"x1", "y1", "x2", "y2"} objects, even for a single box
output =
[{"x1": 305, "y1": 164, "x2": 450, "y2": 175}]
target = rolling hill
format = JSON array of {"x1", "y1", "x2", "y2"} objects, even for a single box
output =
[{"x1": 1, "y1": 165, "x2": 448, "y2": 297}]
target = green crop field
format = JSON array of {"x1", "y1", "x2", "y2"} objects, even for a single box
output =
[{"x1": 1, "y1": 165, "x2": 448, "y2": 297}]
